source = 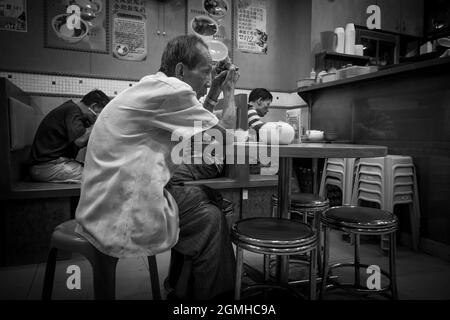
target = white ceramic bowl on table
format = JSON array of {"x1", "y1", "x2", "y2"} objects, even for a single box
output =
[
  {"x1": 305, "y1": 130, "x2": 324, "y2": 141},
  {"x1": 259, "y1": 121, "x2": 295, "y2": 145}
]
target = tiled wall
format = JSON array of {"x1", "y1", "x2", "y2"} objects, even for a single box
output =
[
  {"x1": 0, "y1": 71, "x2": 307, "y2": 107},
  {"x1": 0, "y1": 71, "x2": 137, "y2": 97}
]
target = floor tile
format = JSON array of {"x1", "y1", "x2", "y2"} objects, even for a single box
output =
[{"x1": 2, "y1": 230, "x2": 450, "y2": 300}]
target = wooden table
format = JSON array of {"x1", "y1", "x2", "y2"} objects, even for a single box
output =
[{"x1": 274, "y1": 143, "x2": 388, "y2": 284}]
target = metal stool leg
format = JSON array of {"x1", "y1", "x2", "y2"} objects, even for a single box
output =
[
  {"x1": 314, "y1": 212, "x2": 322, "y2": 275},
  {"x1": 148, "y1": 256, "x2": 161, "y2": 300},
  {"x1": 263, "y1": 254, "x2": 270, "y2": 281},
  {"x1": 235, "y1": 246, "x2": 244, "y2": 300},
  {"x1": 409, "y1": 202, "x2": 420, "y2": 251},
  {"x1": 389, "y1": 232, "x2": 398, "y2": 299},
  {"x1": 309, "y1": 248, "x2": 317, "y2": 300},
  {"x1": 42, "y1": 247, "x2": 58, "y2": 300},
  {"x1": 263, "y1": 254, "x2": 270, "y2": 299},
  {"x1": 270, "y1": 202, "x2": 276, "y2": 218},
  {"x1": 320, "y1": 226, "x2": 330, "y2": 299},
  {"x1": 354, "y1": 233, "x2": 361, "y2": 287},
  {"x1": 90, "y1": 251, "x2": 118, "y2": 300}
]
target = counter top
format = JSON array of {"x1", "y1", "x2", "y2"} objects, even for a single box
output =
[{"x1": 298, "y1": 56, "x2": 450, "y2": 98}]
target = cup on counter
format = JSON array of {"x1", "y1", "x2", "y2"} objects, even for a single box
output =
[
  {"x1": 344, "y1": 23, "x2": 355, "y2": 55},
  {"x1": 355, "y1": 44, "x2": 364, "y2": 56},
  {"x1": 321, "y1": 31, "x2": 337, "y2": 52},
  {"x1": 334, "y1": 27, "x2": 345, "y2": 54}
]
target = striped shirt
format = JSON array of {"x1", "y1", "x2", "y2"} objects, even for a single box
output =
[{"x1": 247, "y1": 105, "x2": 264, "y2": 133}]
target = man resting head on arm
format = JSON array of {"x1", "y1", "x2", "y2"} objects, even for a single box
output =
[{"x1": 29, "y1": 89, "x2": 110, "y2": 183}]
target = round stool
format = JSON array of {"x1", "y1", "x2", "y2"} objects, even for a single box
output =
[
  {"x1": 271, "y1": 193, "x2": 329, "y2": 280},
  {"x1": 271, "y1": 193, "x2": 330, "y2": 223},
  {"x1": 231, "y1": 217, "x2": 317, "y2": 300},
  {"x1": 42, "y1": 220, "x2": 161, "y2": 300},
  {"x1": 320, "y1": 206, "x2": 398, "y2": 300}
]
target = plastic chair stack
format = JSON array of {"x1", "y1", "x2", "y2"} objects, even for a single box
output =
[
  {"x1": 319, "y1": 158, "x2": 356, "y2": 206},
  {"x1": 351, "y1": 155, "x2": 421, "y2": 251}
]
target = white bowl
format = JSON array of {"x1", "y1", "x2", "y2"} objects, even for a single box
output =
[
  {"x1": 259, "y1": 121, "x2": 295, "y2": 145},
  {"x1": 306, "y1": 130, "x2": 324, "y2": 141},
  {"x1": 52, "y1": 14, "x2": 88, "y2": 43},
  {"x1": 191, "y1": 15, "x2": 218, "y2": 37},
  {"x1": 203, "y1": 0, "x2": 229, "y2": 19},
  {"x1": 206, "y1": 40, "x2": 228, "y2": 61}
]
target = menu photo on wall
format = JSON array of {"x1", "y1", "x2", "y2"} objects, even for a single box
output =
[
  {"x1": 0, "y1": 0, "x2": 27, "y2": 32},
  {"x1": 44, "y1": 0, "x2": 109, "y2": 53},
  {"x1": 187, "y1": 0, "x2": 233, "y2": 62},
  {"x1": 111, "y1": 0, "x2": 147, "y2": 61},
  {"x1": 237, "y1": 0, "x2": 267, "y2": 54}
]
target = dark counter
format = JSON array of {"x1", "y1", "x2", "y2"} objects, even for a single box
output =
[{"x1": 297, "y1": 55, "x2": 450, "y2": 254}]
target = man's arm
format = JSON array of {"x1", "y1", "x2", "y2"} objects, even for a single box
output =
[
  {"x1": 203, "y1": 70, "x2": 227, "y2": 113},
  {"x1": 74, "y1": 126, "x2": 93, "y2": 147},
  {"x1": 209, "y1": 67, "x2": 239, "y2": 145}
]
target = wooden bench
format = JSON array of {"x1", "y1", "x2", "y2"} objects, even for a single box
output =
[
  {"x1": 0, "y1": 78, "x2": 77, "y2": 266},
  {"x1": 0, "y1": 77, "x2": 81, "y2": 200}
]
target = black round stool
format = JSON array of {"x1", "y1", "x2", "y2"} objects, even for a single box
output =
[
  {"x1": 231, "y1": 217, "x2": 317, "y2": 300},
  {"x1": 42, "y1": 220, "x2": 161, "y2": 300},
  {"x1": 271, "y1": 193, "x2": 329, "y2": 280},
  {"x1": 271, "y1": 193, "x2": 330, "y2": 223},
  {"x1": 320, "y1": 206, "x2": 398, "y2": 299}
]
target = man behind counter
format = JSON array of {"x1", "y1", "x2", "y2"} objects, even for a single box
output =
[{"x1": 29, "y1": 90, "x2": 110, "y2": 183}]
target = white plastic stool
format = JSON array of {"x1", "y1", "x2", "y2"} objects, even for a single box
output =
[
  {"x1": 319, "y1": 158, "x2": 356, "y2": 206},
  {"x1": 351, "y1": 155, "x2": 421, "y2": 251}
]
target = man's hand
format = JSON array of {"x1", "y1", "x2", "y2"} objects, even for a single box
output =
[
  {"x1": 221, "y1": 66, "x2": 240, "y2": 92},
  {"x1": 207, "y1": 57, "x2": 239, "y2": 101},
  {"x1": 208, "y1": 70, "x2": 227, "y2": 102}
]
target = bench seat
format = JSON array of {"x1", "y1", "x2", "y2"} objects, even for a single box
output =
[{"x1": 2, "y1": 182, "x2": 81, "y2": 200}]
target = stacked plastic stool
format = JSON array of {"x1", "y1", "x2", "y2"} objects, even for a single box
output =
[
  {"x1": 319, "y1": 158, "x2": 356, "y2": 206},
  {"x1": 351, "y1": 155, "x2": 421, "y2": 251}
]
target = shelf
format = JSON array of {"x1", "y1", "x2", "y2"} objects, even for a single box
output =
[
  {"x1": 299, "y1": 56, "x2": 450, "y2": 98},
  {"x1": 315, "y1": 51, "x2": 371, "y2": 72},
  {"x1": 315, "y1": 51, "x2": 371, "y2": 62}
]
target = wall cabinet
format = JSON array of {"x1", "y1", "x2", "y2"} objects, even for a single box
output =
[{"x1": 378, "y1": 0, "x2": 424, "y2": 36}]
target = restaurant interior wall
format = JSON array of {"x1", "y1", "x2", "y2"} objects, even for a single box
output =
[{"x1": 0, "y1": 0, "x2": 312, "y2": 93}]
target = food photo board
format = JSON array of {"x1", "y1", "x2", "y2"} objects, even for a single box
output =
[
  {"x1": 187, "y1": 0, "x2": 234, "y2": 62},
  {"x1": 44, "y1": 0, "x2": 109, "y2": 53}
]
